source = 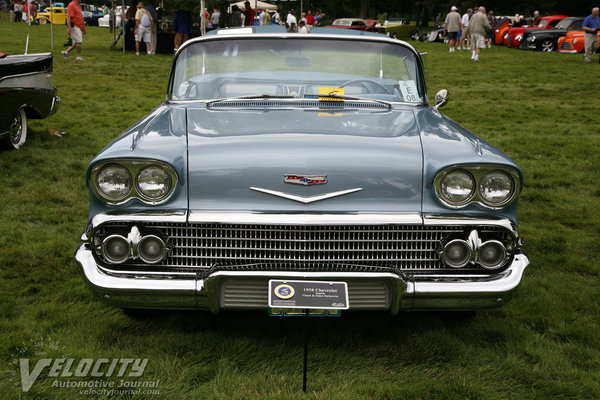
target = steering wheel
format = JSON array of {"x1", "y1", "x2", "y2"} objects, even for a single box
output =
[{"x1": 339, "y1": 79, "x2": 391, "y2": 94}]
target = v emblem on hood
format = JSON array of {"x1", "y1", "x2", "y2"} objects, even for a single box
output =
[{"x1": 249, "y1": 187, "x2": 362, "y2": 204}]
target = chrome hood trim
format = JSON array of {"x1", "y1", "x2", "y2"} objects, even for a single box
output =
[{"x1": 249, "y1": 187, "x2": 363, "y2": 204}]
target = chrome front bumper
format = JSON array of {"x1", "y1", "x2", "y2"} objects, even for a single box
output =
[{"x1": 75, "y1": 244, "x2": 529, "y2": 314}]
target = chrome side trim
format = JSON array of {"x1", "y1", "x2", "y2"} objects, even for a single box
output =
[{"x1": 249, "y1": 187, "x2": 363, "y2": 204}]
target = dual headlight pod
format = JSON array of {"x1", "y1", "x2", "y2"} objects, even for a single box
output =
[
  {"x1": 434, "y1": 166, "x2": 519, "y2": 209},
  {"x1": 92, "y1": 160, "x2": 177, "y2": 204},
  {"x1": 99, "y1": 226, "x2": 169, "y2": 265},
  {"x1": 440, "y1": 230, "x2": 509, "y2": 270}
]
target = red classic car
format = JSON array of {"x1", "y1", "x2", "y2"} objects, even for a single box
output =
[
  {"x1": 324, "y1": 18, "x2": 379, "y2": 32},
  {"x1": 504, "y1": 15, "x2": 568, "y2": 47},
  {"x1": 558, "y1": 30, "x2": 600, "y2": 53}
]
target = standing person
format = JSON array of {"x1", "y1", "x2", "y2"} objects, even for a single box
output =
[
  {"x1": 459, "y1": 8, "x2": 472, "y2": 50},
  {"x1": 487, "y1": 10, "x2": 496, "y2": 48},
  {"x1": 230, "y1": 5, "x2": 242, "y2": 27},
  {"x1": 210, "y1": 8, "x2": 219, "y2": 29},
  {"x1": 13, "y1": 0, "x2": 22, "y2": 23},
  {"x1": 61, "y1": 0, "x2": 85, "y2": 61},
  {"x1": 242, "y1": 1, "x2": 254, "y2": 27},
  {"x1": 144, "y1": 2, "x2": 157, "y2": 55},
  {"x1": 134, "y1": 1, "x2": 153, "y2": 56},
  {"x1": 583, "y1": 7, "x2": 600, "y2": 63},
  {"x1": 467, "y1": 6, "x2": 491, "y2": 61},
  {"x1": 271, "y1": 9, "x2": 280, "y2": 25},
  {"x1": 306, "y1": 10, "x2": 314, "y2": 31},
  {"x1": 532, "y1": 10, "x2": 541, "y2": 26},
  {"x1": 443, "y1": 6, "x2": 461, "y2": 52},
  {"x1": 286, "y1": 9, "x2": 297, "y2": 32},
  {"x1": 314, "y1": 11, "x2": 321, "y2": 27},
  {"x1": 172, "y1": 6, "x2": 191, "y2": 52},
  {"x1": 298, "y1": 20, "x2": 307, "y2": 34},
  {"x1": 261, "y1": 9, "x2": 271, "y2": 25}
]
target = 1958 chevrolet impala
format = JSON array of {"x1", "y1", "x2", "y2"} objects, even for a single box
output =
[{"x1": 75, "y1": 27, "x2": 529, "y2": 314}]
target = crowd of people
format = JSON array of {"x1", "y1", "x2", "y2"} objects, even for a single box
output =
[{"x1": 442, "y1": 5, "x2": 600, "y2": 63}]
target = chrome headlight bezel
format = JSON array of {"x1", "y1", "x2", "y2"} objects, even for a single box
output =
[
  {"x1": 91, "y1": 160, "x2": 178, "y2": 205},
  {"x1": 434, "y1": 165, "x2": 520, "y2": 209}
]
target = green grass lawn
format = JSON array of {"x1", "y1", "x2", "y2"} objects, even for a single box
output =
[{"x1": 1, "y1": 15, "x2": 600, "y2": 399}]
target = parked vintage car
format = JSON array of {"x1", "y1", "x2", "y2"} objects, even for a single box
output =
[
  {"x1": 504, "y1": 15, "x2": 568, "y2": 47},
  {"x1": 324, "y1": 18, "x2": 379, "y2": 32},
  {"x1": 557, "y1": 29, "x2": 600, "y2": 53},
  {"x1": 81, "y1": 3, "x2": 103, "y2": 26},
  {"x1": 0, "y1": 53, "x2": 60, "y2": 150},
  {"x1": 493, "y1": 17, "x2": 512, "y2": 45},
  {"x1": 35, "y1": 6, "x2": 67, "y2": 25},
  {"x1": 520, "y1": 17, "x2": 584, "y2": 52},
  {"x1": 98, "y1": 6, "x2": 122, "y2": 28},
  {"x1": 75, "y1": 27, "x2": 529, "y2": 314}
]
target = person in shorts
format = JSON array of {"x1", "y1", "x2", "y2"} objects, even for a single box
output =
[
  {"x1": 444, "y1": 6, "x2": 461, "y2": 52},
  {"x1": 467, "y1": 7, "x2": 491, "y2": 61},
  {"x1": 61, "y1": 0, "x2": 86, "y2": 61},
  {"x1": 134, "y1": 1, "x2": 154, "y2": 55}
]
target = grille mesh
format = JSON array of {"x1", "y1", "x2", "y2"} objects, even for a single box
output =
[{"x1": 95, "y1": 223, "x2": 510, "y2": 273}]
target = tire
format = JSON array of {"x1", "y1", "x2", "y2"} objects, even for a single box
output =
[
  {"x1": 539, "y1": 39, "x2": 555, "y2": 52},
  {"x1": 38, "y1": 17, "x2": 47, "y2": 24},
  {"x1": 2, "y1": 108, "x2": 27, "y2": 150}
]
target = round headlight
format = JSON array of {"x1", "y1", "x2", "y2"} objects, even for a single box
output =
[
  {"x1": 95, "y1": 164, "x2": 132, "y2": 201},
  {"x1": 477, "y1": 240, "x2": 507, "y2": 270},
  {"x1": 135, "y1": 166, "x2": 173, "y2": 201},
  {"x1": 439, "y1": 170, "x2": 475, "y2": 206},
  {"x1": 479, "y1": 171, "x2": 514, "y2": 206},
  {"x1": 138, "y1": 235, "x2": 167, "y2": 264},
  {"x1": 442, "y1": 239, "x2": 472, "y2": 268},
  {"x1": 101, "y1": 235, "x2": 130, "y2": 264}
]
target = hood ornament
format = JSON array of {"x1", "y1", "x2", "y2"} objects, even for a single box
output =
[
  {"x1": 284, "y1": 174, "x2": 327, "y2": 186},
  {"x1": 250, "y1": 187, "x2": 362, "y2": 204}
]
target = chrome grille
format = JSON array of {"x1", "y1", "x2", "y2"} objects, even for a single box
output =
[{"x1": 94, "y1": 223, "x2": 511, "y2": 272}]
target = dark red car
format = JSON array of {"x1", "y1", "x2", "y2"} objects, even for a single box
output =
[
  {"x1": 504, "y1": 15, "x2": 568, "y2": 47},
  {"x1": 324, "y1": 18, "x2": 379, "y2": 32}
]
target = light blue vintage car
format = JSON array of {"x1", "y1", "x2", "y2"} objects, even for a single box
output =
[{"x1": 76, "y1": 27, "x2": 529, "y2": 314}]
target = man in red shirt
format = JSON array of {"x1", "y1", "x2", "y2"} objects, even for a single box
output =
[
  {"x1": 306, "y1": 10, "x2": 315, "y2": 31},
  {"x1": 61, "y1": 0, "x2": 86, "y2": 61},
  {"x1": 242, "y1": 1, "x2": 254, "y2": 27}
]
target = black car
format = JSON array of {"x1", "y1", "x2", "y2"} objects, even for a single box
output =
[
  {"x1": 0, "y1": 53, "x2": 59, "y2": 150},
  {"x1": 520, "y1": 17, "x2": 584, "y2": 52}
]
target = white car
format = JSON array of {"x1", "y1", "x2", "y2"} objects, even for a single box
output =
[{"x1": 98, "y1": 7, "x2": 122, "y2": 28}]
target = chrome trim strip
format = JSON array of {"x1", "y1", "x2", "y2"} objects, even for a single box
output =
[
  {"x1": 249, "y1": 187, "x2": 362, "y2": 204},
  {"x1": 82, "y1": 211, "x2": 187, "y2": 241},
  {"x1": 187, "y1": 211, "x2": 423, "y2": 225}
]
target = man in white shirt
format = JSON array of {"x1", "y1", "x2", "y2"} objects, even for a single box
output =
[
  {"x1": 459, "y1": 8, "x2": 472, "y2": 50},
  {"x1": 286, "y1": 9, "x2": 297, "y2": 32}
]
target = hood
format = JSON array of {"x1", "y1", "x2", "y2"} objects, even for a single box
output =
[{"x1": 186, "y1": 106, "x2": 423, "y2": 213}]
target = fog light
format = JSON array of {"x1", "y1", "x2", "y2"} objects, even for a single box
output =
[
  {"x1": 477, "y1": 240, "x2": 507, "y2": 270},
  {"x1": 138, "y1": 235, "x2": 167, "y2": 264},
  {"x1": 101, "y1": 235, "x2": 130, "y2": 264},
  {"x1": 442, "y1": 239, "x2": 472, "y2": 268}
]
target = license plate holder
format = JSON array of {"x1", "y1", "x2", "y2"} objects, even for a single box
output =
[{"x1": 268, "y1": 280, "x2": 349, "y2": 316}]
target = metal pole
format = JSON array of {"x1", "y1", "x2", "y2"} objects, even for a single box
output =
[
  {"x1": 122, "y1": 0, "x2": 125, "y2": 53},
  {"x1": 200, "y1": 0, "x2": 205, "y2": 35},
  {"x1": 50, "y1": 3, "x2": 54, "y2": 50},
  {"x1": 302, "y1": 309, "x2": 309, "y2": 393}
]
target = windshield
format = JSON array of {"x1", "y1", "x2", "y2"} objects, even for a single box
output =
[{"x1": 169, "y1": 36, "x2": 425, "y2": 104}]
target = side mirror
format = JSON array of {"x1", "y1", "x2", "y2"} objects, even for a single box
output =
[{"x1": 433, "y1": 89, "x2": 449, "y2": 110}]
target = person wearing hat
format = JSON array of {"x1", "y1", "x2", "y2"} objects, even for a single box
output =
[
  {"x1": 134, "y1": 1, "x2": 154, "y2": 55},
  {"x1": 444, "y1": 6, "x2": 461, "y2": 52},
  {"x1": 242, "y1": 1, "x2": 254, "y2": 27}
]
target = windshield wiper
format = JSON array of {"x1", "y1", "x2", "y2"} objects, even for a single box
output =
[
  {"x1": 304, "y1": 93, "x2": 392, "y2": 109},
  {"x1": 207, "y1": 94, "x2": 297, "y2": 106}
]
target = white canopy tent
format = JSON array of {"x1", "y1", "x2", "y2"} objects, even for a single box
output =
[{"x1": 228, "y1": 1, "x2": 278, "y2": 12}]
